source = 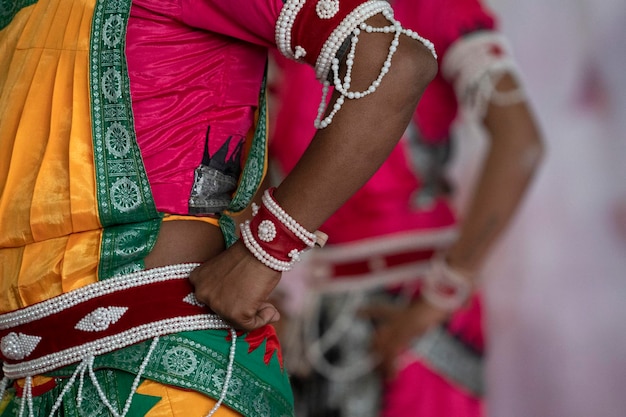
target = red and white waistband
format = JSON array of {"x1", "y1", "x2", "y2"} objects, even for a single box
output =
[
  {"x1": 307, "y1": 226, "x2": 458, "y2": 293},
  {"x1": 0, "y1": 263, "x2": 229, "y2": 379}
]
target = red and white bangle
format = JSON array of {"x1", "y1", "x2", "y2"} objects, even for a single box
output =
[
  {"x1": 421, "y1": 256, "x2": 474, "y2": 312},
  {"x1": 240, "y1": 188, "x2": 325, "y2": 272}
]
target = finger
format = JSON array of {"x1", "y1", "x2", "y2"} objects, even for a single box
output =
[
  {"x1": 383, "y1": 358, "x2": 400, "y2": 381},
  {"x1": 188, "y1": 263, "x2": 207, "y2": 286},
  {"x1": 235, "y1": 303, "x2": 280, "y2": 332},
  {"x1": 256, "y1": 303, "x2": 281, "y2": 325}
]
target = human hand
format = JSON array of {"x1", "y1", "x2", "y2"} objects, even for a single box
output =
[
  {"x1": 361, "y1": 298, "x2": 448, "y2": 380},
  {"x1": 189, "y1": 240, "x2": 282, "y2": 332}
]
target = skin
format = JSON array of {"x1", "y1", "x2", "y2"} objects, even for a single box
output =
[
  {"x1": 145, "y1": 14, "x2": 438, "y2": 332},
  {"x1": 366, "y1": 72, "x2": 545, "y2": 379}
]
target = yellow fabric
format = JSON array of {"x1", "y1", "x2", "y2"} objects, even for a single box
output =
[
  {"x1": 136, "y1": 379, "x2": 242, "y2": 417},
  {"x1": 0, "y1": 0, "x2": 102, "y2": 313},
  {"x1": 6, "y1": 377, "x2": 242, "y2": 416},
  {"x1": 162, "y1": 214, "x2": 220, "y2": 227},
  {"x1": 14, "y1": 376, "x2": 53, "y2": 389}
]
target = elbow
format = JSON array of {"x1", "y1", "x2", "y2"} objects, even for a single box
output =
[
  {"x1": 410, "y1": 39, "x2": 439, "y2": 93},
  {"x1": 357, "y1": 13, "x2": 438, "y2": 114},
  {"x1": 378, "y1": 34, "x2": 438, "y2": 122},
  {"x1": 396, "y1": 35, "x2": 439, "y2": 106},
  {"x1": 521, "y1": 134, "x2": 546, "y2": 176}
]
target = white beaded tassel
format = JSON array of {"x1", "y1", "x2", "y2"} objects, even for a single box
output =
[
  {"x1": 17, "y1": 375, "x2": 33, "y2": 417},
  {"x1": 314, "y1": 8, "x2": 436, "y2": 129},
  {"x1": 0, "y1": 376, "x2": 8, "y2": 408},
  {"x1": 205, "y1": 328, "x2": 237, "y2": 417},
  {"x1": 47, "y1": 360, "x2": 90, "y2": 417},
  {"x1": 0, "y1": 263, "x2": 239, "y2": 416},
  {"x1": 88, "y1": 336, "x2": 159, "y2": 417},
  {"x1": 76, "y1": 361, "x2": 88, "y2": 409},
  {"x1": 6, "y1": 330, "x2": 238, "y2": 417},
  {"x1": 42, "y1": 327, "x2": 237, "y2": 417}
]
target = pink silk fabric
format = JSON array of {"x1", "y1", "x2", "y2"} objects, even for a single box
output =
[
  {"x1": 382, "y1": 295, "x2": 485, "y2": 417},
  {"x1": 126, "y1": 0, "x2": 283, "y2": 214}
]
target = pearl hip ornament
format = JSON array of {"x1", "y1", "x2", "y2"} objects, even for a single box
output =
[{"x1": 0, "y1": 264, "x2": 238, "y2": 417}]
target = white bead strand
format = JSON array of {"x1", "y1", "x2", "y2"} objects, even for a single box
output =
[
  {"x1": 261, "y1": 190, "x2": 317, "y2": 248},
  {"x1": 0, "y1": 263, "x2": 200, "y2": 330},
  {"x1": 75, "y1": 361, "x2": 88, "y2": 408},
  {"x1": 276, "y1": 0, "x2": 308, "y2": 60},
  {"x1": 86, "y1": 336, "x2": 159, "y2": 417},
  {"x1": 46, "y1": 361, "x2": 89, "y2": 417},
  {"x1": 240, "y1": 220, "x2": 297, "y2": 272},
  {"x1": 17, "y1": 375, "x2": 33, "y2": 417},
  {"x1": 314, "y1": 1, "x2": 392, "y2": 81},
  {"x1": 314, "y1": 6, "x2": 437, "y2": 129},
  {"x1": 205, "y1": 328, "x2": 237, "y2": 417},
  {"x1": 0, "y1": 376, "x2": 8, "y2": 408}
]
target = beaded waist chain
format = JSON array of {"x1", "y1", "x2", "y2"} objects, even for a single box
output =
[
  {"x1": 307, "y1": 227, "x2": 458, "y2": 293},
  {"x1": 0, "y1": 263, "x2": 229, "y2": 379}
]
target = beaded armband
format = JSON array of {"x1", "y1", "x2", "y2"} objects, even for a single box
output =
[
  {"x1": 421, "y1": 256, "x2": 474, "y2": 312},
  {"x1": 240, "y1": 188, "x2": 326, "y2": 272},
  {"x1": 442, "y1": 31, "x2": 525, "y2": 118},
  {"x1": 275, "y1": 0, "x2": 436, "y2": 129}
]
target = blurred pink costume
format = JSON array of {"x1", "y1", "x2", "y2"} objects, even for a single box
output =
[{"x1": 271, "y1": 0, "x2": 498, "y2": 415}]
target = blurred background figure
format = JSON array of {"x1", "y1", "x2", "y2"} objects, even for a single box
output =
[
  {"x1": 268, "y1": 0, "x2": 543, "y2": 416},
  {"x1": 481, "y1": 1, "x2": 626, "y2": 417}
]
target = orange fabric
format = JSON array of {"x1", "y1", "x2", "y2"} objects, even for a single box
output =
[
  {"x1": 0, "y1": 0, "x2": 102, "y2": 313},
  {"x1": 136, "y1": 379, "x2": 242, "y2": 417},
  {"x1": 162, "y1": 214, "x2": 220, "y2": 227}
]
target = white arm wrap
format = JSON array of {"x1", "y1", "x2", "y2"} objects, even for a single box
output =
[{"x1": 442, "y1": 31, "x2": 525, "y2": 120}]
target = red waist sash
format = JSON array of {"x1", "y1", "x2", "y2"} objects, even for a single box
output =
[{"x1": 0, "y1": 264, "x2": 229, "y2": 379}]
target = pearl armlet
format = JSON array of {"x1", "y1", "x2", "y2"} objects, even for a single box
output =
[
  {"x1": 275, "y1": 0, "x2": 436, "y2": 129},
  {"x1": 240, "y1": 188, "x2": 326, "y2": 272},
  {"x1": 421, "y1": 257, "x2": 474, "y2": 312}
]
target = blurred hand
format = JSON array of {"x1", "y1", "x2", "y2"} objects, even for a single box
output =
[
  {"x1": 361, "y1": 298, "x2": 448, "y2": 380},
  {"x1": 189, "y1": 240, "x2": 282, "y2": 332}
]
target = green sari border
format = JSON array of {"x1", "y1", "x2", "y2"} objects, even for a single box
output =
[
  {"x1": 45, "y1": 332, "x2": 294, "y2": 417},
  {"x1": 219, "y1": 72, "x2": 269, "y2": 247},
  {"x1": 89, "y1": 0, "x2": 161, "y2": 278},
  {"x1": 0, "y1": 0, "x2": 37, "y2": 30}
]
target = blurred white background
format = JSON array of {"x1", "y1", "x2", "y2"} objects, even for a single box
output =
[{"x1": 453, "y1": 1, "x2": 626, "y2": 416}]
